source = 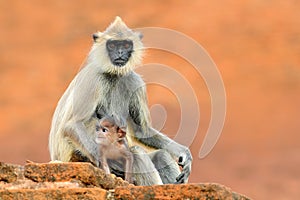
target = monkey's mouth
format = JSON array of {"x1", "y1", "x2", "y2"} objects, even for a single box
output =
[
  {"x1": 97, "y1": 136, "x2": 108, "y2": 140},
  {"x1": 113, "y1": 58, "x2": 128, "y2": 67},
  {"x1": 96, "y1": 136, "x2": 108, "y2": 144}
]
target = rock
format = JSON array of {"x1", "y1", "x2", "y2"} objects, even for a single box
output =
[
  {"x1": 114, "y1": 183, "x2": 250, "y2": 200},
  {"x1": 0, "y1": 161, "x2": 251, "y2": 200},
  {"x1": 0, "y1": 162, "x2": 24, "y2": 183},
  {"x1": 24, "y1": 162, "x2": 129, "y2": 189},
  {"x1": 0, "y1": 188, "x2": 106, "y2": 200}
]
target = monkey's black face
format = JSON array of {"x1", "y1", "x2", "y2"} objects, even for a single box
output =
[{"x1": 106, "y1": 40, "x2": 133, "y2": 67}]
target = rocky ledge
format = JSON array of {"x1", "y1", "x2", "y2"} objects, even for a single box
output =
[{"x1": 0, "y1": 161, "x2": 250, "y2": 200}]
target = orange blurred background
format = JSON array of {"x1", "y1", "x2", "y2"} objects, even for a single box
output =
[{"x1": 0, "y1": 1, "x2": 299, "y2": 199}]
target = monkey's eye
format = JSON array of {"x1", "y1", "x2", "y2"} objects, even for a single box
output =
[
  {"x1": 102, "y1": 128, "x2": 108, "y2": 133},
  {"x1": 124, "y1": 43, "x2": 130, "y2": 49},
  {"x1": 108, "y1": 43, "x2": 115, "y2": 49}
]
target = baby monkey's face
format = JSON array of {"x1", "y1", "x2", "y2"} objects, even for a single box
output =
[{"x1": 95, "y1": 119, "x2": 126, "y2": 145}]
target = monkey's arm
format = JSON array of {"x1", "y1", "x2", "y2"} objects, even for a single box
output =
[
  {"x1": 98, "y1": 150, "x2": 110, "y2": 174},
  {"x1": 129, "y1": 87, "x2": 192, "y2": 183},
  {"x1": 64, "y1": 120, "x2": 99, "y2": 165},
  {"x1": 61, "y1": 70, "x2": 101, "y2": 165}
]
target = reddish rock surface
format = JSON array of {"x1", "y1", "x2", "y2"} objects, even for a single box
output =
[
  {"x1": 1, "y1": 188, "x2": 107, "y2": 200},
  {"x1": 24, "y1": 161, "x2": 129, "y2": 189},
  {"x1": 115, "y1": 184, "x2": 250, "y2": 200},
  {"x1": 0, "y1": 1, "x2": 299, "y2": 199},
  {"x1": 0, "y1": 162, "x2": 24, "y2": 183},
  {"x1": 0, "y1": 162, "x2": 250, "y2": 200}
]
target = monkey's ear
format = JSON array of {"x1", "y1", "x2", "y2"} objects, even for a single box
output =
[
  {"x1": 118, "y1": 127, "x2": 126, "y2": 138},
  {"x1": 92, "y1": 32, "x2": 103, "y2": 42}
]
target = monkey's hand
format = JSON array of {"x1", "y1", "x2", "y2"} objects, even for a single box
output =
[{"x1": 175, "y1": 148, "x2": 192, "y2": 184}]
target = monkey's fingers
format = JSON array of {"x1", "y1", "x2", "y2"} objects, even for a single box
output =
[
  {"x1": 176, "y1": 149, "x2": 192, "y2": 184},
  {"x1": 175, "y1": 161, "x2": 191, "y2": 184},
  {"x1": 175, "y1": 173, "x2": 185, "y2": 183}
]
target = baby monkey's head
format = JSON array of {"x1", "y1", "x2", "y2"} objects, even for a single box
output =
[{"x1": 95, "y1": 116, "x2": 126, "y2": 145}]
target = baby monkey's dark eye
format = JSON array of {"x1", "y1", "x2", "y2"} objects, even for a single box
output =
[{"x1": 102, "y1": 128, "x2": 108, "y2": 133}]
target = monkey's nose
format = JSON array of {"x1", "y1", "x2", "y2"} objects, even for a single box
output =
[{"x1": 118, "y1": 49, "x2": 124, "y2": 56}]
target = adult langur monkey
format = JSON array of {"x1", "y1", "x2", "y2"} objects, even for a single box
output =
[{"x1": 49, "y1": 16, "x2": 192, "y2": 185}]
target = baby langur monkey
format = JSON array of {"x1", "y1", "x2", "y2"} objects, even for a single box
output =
[{"x1": 95, "y1": 116, "x2": 133, "y2": 184}]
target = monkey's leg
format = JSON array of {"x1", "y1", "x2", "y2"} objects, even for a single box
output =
[
  {"x1": 63, "y1": 121, "x2": 99, "y2": 166},
  {"x1": 148, "y1": 149, "x2": 181, "y2": 184},
  {"x1": 100, "y1": 156, "x2": 110, "y2": 174},
  {"x1": 124, "y1": 151, "x2": 134, "y2": 183},
  {"x1": 130, "y1": 146, "x2": 163, "y2": 186},
  {"x1": 138, "y1": 127, "x2": 193, "y2": 183},
  {"x1": 69, "y1": 149, "x2": 92, "y2": 163},
  {"x1": 107, "y1": 159, "x2": 125, "y2": 179}
]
